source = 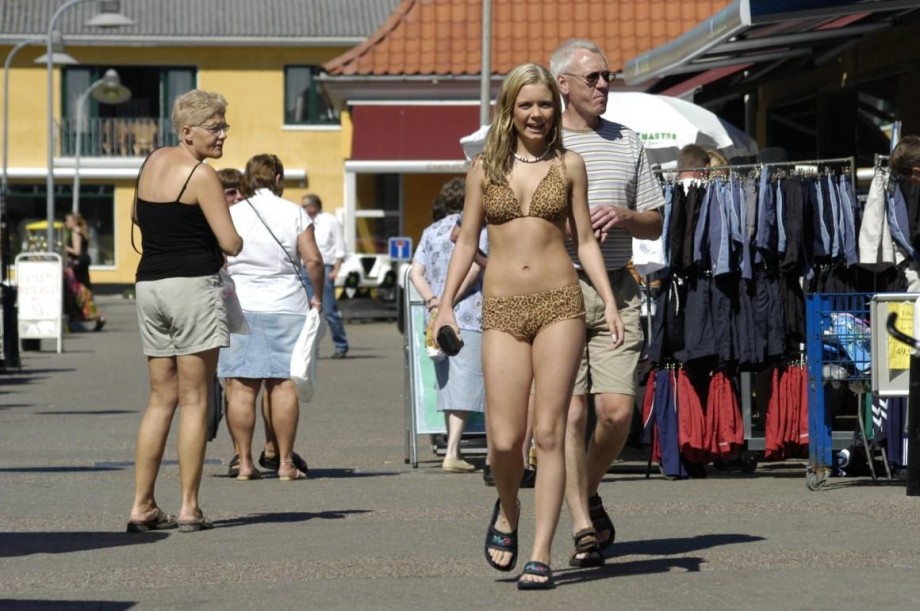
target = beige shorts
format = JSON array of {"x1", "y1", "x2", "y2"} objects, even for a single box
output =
[
  {"x1": 572, "y1": 268, "x2": 642, "y2": 396},
  {"x1": 135, "y1": 274, "x2": 229, "y2": 357}
]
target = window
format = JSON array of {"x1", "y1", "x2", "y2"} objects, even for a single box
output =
[{"x1": 284, "y1": 66, "x2": 336, "y2": 125}]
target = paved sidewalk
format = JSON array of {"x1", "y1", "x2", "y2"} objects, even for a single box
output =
[{"x1": 1, "y1": 296, "x2": 918, "y2": 610}]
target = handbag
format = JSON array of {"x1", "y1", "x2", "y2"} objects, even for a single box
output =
[
  {"x1": 219, "y1": 267, "x2": 250, "y2": 334},
  {"x1": 424, "y1": 307, "x2": 446, "y2": 361},
  {"x1": 206, "y1": 375, "x2": 224, "y2": 442},
  {"x1": 632, "y1": 236, "x2": 667, "y2": 276},
  {"x1": 245, "y1": 199, "x2": 324, "y2": 402}
]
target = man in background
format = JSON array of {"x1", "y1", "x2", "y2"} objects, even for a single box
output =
[
  {"x1": 550, "y1": 38, "x2": 664, "y2": 564},
  {"x1": 302, "y1": 194, "x2": 350, "y2": 358}
]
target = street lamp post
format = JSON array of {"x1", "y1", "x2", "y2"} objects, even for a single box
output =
[
  {"x1": 45, "y1": 0, "x2": 134, "y2": 252},
  {"x1": 2, "y1": 33, "x2": 76, "y2": 281},
  {"x1": 72, "y1": 69, "x2": 131, "y2": 215}
]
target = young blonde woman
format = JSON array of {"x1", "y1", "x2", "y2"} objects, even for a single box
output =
[{"x1": 434, "y1": 63, "x2": 623, "y2": 590}]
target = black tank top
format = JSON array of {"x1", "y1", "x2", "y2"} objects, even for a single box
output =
[{"x1": 135, "y1": 163, "x2": 223, "y2": 281}]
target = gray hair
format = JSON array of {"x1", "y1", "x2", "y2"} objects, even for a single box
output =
[
  {"x1": 549, "y1": 39, "x2": 607, "y2": 77},
  {"x1": 171, "y1": 89, "x2": 227, "y2": 134}
]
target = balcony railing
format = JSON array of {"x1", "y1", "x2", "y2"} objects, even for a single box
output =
[{"x1": 59, "y1": 117, "x2": 179, "y2": 158}]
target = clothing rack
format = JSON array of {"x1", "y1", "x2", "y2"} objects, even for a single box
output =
[{"x1": 655, "y1": 156, "x2": 856, "y2": 180}]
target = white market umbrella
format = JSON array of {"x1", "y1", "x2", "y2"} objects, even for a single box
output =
[
  {"x1": 602, "y1": 92, "x2": 758, "y2": 165},
  {"x1": 460, "y1": 93, "x2": 758, "y2": 165}
]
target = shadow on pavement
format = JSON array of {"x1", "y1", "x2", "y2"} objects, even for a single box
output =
[
  {"x1": 611, "y1": 533, "x2": 764, "y2": 557},
  {"x1": 306, "y1": 468, "x2": 399, "y2": 479},
  {"x1": 0, "y1": 600, "x2": 134, "y2": 610},
  {"x1": 36, "y1": 410, "x2": 135, "y2": 416},
  {"x1": 0, "y1": 466, "x2": 124, "y2": 473},
  {"x1": 214, "y1": 509, "x2": 370, "y2": 528},
  {"x1": 0, "y1": 532, "x2": 169, "y2": 558},
  {"x1": 551, "y1": 556, "x2": 706, "y2": 587}
]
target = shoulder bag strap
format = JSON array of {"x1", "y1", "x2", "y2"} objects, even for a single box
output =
[{"x1": 245, "y1": 198, "x2": 311, "y2": 297}]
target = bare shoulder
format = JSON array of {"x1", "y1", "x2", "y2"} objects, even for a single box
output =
[
  {"x1": 562, "y1": 149, "x2": 585, "y2": 170},
  {"x1": 467, "y1": 156, "x2": 486, "y2": 185}
]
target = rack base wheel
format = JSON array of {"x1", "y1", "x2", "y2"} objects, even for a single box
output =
[{"x1": 806, "y1": 468, "x2": 829, "y2": 491}]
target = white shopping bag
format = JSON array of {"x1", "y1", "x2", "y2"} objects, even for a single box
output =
[
  {"x1": 290, "y1": 309, "x2": 326, "y2": 403},
  {"x1": 632, "y1": 236, "x2": 667, "y2": 276}
]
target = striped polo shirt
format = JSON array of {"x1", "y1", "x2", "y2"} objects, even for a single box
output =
[{"x1": 563, "y1": 119, "x2": 664, "y2": 270}]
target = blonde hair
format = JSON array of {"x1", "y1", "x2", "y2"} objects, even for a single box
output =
[
  {"x1": 66, "y1": 212, "x2": 88, "y2": 235},
  {"x1": 170, "y1": 89, "x2": 227, "y2": 134},
  {"x1": 481, "y1": 63, "x2": 563, "y2": 186},
  {"x1": 243, "y1": 153, "x2": 285, "y2": 197}
]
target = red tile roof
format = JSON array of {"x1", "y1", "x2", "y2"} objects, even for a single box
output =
[{"x1": 325, "y1": 0, "x2": 733, "y2": 76}]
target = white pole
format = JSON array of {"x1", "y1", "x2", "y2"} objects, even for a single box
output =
[
  {"x1": 479, "y1": 0, "x2": 492, "y2": 127},
  {"x1": 46, "y1": 0, "x2": 88, "y2": 252}
]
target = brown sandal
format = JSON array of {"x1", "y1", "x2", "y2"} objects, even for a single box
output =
[{"x1": 568, "y1": 528, "x2": 605, "y2": 567}]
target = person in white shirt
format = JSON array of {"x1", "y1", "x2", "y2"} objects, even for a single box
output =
[{"x1": 302, "y1": 194, "x2": 350, "y2": 358}]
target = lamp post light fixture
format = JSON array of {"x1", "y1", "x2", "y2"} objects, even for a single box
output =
[
  {"x1": 2, "y1": 32, "x2": 77, "y2": 281},
  {"x1": 45, "y1": 0, "x2": 134, "y2": 252},
  {"x1": 72, "y1": 69, "x2": 131, "y2": 215}
]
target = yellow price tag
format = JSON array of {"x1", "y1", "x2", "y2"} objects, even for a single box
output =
[{"x1": 888, "y1": 301, "x2": 914, "y2": 370}]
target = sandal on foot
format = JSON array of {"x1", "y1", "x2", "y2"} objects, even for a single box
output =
[
  {"x1": 227, "y1": 454, "x2": 240, "y2": 478},
  {"x1": 278, "y1": 460, "x2": 307, "y2": 481},
  {"x1": 517, "y1": 561, "x2": 555, "y2": 590},
  {"x1": 260, "y1": 450, "x2": 308, "y2": 475},
  {"x1": 568, "y1": 528, "x2": 605, "y2": 567},
  {"x1": 484, "y1": 499, "x2": 518, "y2": 572},
  {"x1": 588, "y1": 493, "x2": 615, "y2": 550},
  {"x1": 177, "y1": 516, "x2": 215, "y2": 532},
  {"x1": 126, "y1": 509, "x2": 178, "y2": 533},
  {"x1": 236, "y1": 469, "x2": 262, "y2": 481}
]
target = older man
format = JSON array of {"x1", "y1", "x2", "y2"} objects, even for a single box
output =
[
  {"x1": 301, "y1": 194, "x2": 350, "y2": 358},
  {"x1": 549, "y1": 39, "x2": 664, "y2": 565}
]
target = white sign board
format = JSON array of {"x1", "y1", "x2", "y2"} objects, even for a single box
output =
[
  {"x1": 15, "y1": 253, "x2": 63, "y2": 353},
  {"x1": 871, "y1": 293, "x2": 918, "y2": 397}
]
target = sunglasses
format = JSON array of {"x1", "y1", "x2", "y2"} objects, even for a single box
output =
[{"x1": 563, "y1": 71, "x2": 615, "y2": 87}]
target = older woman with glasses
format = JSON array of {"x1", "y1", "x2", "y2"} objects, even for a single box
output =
[
  {"x1": 435, "y1": 63, "x2": 622, "y2": 590},
  {"x1": 128, "y1": 89, "x2": 243, "y2": 533}
]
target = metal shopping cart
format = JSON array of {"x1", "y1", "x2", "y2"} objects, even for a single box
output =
[{"x1": 804, "y1": 293, "x2": 873, "y2": 490}]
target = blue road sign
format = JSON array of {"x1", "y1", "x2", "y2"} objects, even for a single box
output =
[{"x1": 388, "y1": 236, "x2": 413, "y2": 261}]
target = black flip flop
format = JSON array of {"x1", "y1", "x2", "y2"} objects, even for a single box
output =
[
  {"x1": 484, "y1": 499, "x2": 518, "y2": 572},
  {"x1": 517, "y1": 561, "x2": 555, "y2": 590}
]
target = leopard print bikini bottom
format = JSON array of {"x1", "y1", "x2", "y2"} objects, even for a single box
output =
[{"x1": 482, "y1": 283, "x2": 585, "y2": 344}]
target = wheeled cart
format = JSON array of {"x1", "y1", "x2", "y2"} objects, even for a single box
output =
[{"x1": 804, "y1": 293, "x2": 873, "y2": 490}]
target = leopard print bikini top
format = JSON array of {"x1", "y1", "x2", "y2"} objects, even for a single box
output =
[{"x1": 483, "y1": 161, "x2": 568, "y2": 225}]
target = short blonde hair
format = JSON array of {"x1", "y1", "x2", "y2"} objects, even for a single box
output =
[{"x1": 171, "y1": 89, "x2": 227, "y2": 134}]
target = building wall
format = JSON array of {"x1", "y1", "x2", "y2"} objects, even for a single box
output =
[{"x1": 1, "y1": 44, "x2": 351, "y2": 286}]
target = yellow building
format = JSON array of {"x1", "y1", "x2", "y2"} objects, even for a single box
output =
[{"x1": 0, "y1": 0, "x2": 399, "y2": 289}]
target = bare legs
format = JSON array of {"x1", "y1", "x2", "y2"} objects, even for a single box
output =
[
  {"x1": 444, "y1": 410, "x2": 471, "y2": 462},
  {"x1": 226, "y1": 377, "x2": 302, "y2": 479},
  {"x1": 565, "y1": 392, "x2": 633, "y2": 548},
  {"x1": 225, "y1": 378, "x2": 261, "y2": 478},
  {"x1": 130, "y1": 348, "x2": 218, "y2": 523},
  {"x1": 483, "y1": 319, "x2": 584, "y2": 585}
]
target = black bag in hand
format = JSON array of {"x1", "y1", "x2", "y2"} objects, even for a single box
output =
[{"x1": 436, "y1": 326, "x2": 464, "y2": 356}]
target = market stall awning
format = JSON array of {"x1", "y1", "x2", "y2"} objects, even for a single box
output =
[{"x1": 624, "y1": 0, "x2": 920, "y2": 87}]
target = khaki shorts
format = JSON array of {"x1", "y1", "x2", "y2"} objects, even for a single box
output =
[
  {"x1": 572, "y1": 268, "x2": 642, "y2": 396},
  {"x1": 136, "y1": 274, "x2": 228, "y2": 357}
]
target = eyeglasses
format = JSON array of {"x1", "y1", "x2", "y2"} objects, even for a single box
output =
[
  {"x1": 563, "y1": 71, "x2": 615, "y2": 87},
  {"x1": 224, "y1": 188, "x2": 240, "y2": 197},
  {"x1": 194, "y1": 122, "x2": 231, "y2": 135}
]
